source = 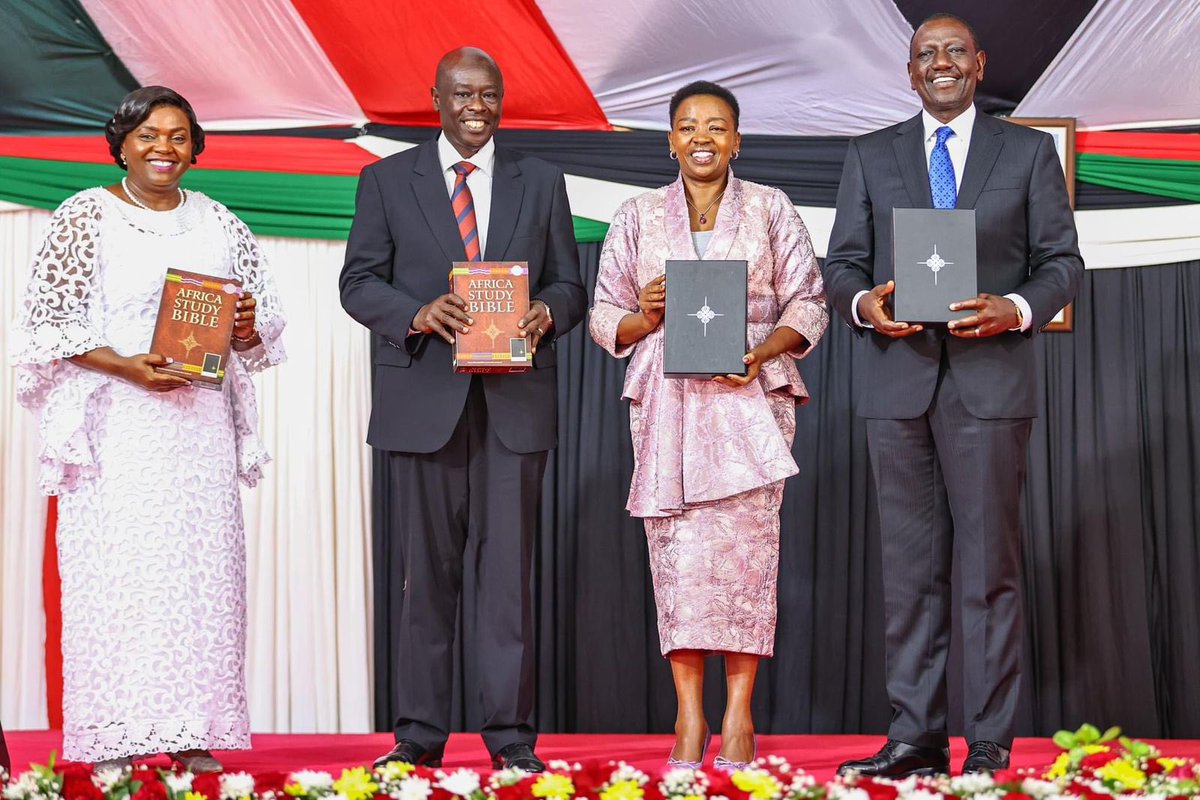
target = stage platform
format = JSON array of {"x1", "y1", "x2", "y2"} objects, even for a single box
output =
[{"x1": 7, "y1": 731, "x2": 1200, "y2": 779}]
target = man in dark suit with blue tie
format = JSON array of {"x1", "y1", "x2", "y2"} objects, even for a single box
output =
[
  {"x1": 823, "y1": 14, "x2": 1083, "y2": 777},
  {"x1": 339, "y1": 46, "x2": 585, "y2": 772}
]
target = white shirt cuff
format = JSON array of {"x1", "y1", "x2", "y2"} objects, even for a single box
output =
[
  {"x1": 852, "y1": 289, "x2": 874, "y2": 328},
  {"x1": 1005, "y1": 293, "x2": 1033, "y2": 332}
]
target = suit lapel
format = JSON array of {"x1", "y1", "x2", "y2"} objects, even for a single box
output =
[
  {"x1": 893, "y1": 114, "x2": 932, "y2": 208},
  {"x1": 484, "y1": 148, "x2": 524, "y2": 261},
  {"x1": 956, "y1": 113, "x2": 1004, "y2": 210},
  {"x1": 411, "y1": 140, "x2": 468, "y2": 264}
]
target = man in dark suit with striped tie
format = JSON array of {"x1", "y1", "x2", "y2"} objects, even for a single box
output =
[
  {"x1": 823, "y1": 14, "x2": 1082, "y2": 777},
  {"x1": 340, "y1": 46, "x2": 585, "y2": 772}
]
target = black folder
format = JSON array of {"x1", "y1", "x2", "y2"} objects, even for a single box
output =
[
  {"x1": 893, "y1": 208, "x2": 978, "y2": 324},
  {"x1": 664, "y1": 259, "x2": 748, "y2": 378}
]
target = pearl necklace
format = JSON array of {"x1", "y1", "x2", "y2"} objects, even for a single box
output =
[
  {"x1": 122, "y1": 177, "x2": 184, "y2": 211},
  {"x1": 685, "y1": 189, "x2": 725, "y2": 226}
]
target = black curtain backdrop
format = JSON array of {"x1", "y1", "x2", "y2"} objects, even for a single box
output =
[{"x1": 372, "y1": 252, "x2": 1200, "y2": 740}]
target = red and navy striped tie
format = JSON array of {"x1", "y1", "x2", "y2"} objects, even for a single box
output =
[{"x1": 451, "y1": 161, "x2": 481, "y2": 261}]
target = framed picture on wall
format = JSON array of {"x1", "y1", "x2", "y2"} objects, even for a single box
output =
[{"x1": 1008, "y1": 116, "x2": 1076, "y2": 331}]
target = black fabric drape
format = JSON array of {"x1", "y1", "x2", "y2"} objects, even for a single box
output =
[
  {"x1": 372, "y1": 255, "x2": 1200, "y2": 738},
  {"x1": 357, "y1": 125, "x2": 1178, "y2": 211}
]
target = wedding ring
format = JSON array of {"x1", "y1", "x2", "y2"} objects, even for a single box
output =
[{"x1": 537, "y1": 327, "x2": 545, "y2": 336}]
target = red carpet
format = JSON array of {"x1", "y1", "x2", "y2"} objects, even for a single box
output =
[{"x1": 7, "y1": 732, "x2": 1200, "y2": 780}]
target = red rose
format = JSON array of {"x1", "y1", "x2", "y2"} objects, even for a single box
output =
[
  {"x1": 192, "y1": 773, "x2": 223, "y2": 800},
  {"x1": 132, "y1": 780, "x2": 168, "y2": 800},
  {"x1": 859, "y1": 779, "x2": 899, "y2": 800},
  {"x1": 430, "y1": 787, "x2": 455, "y2": 800},
  {"x1": 641, "y1": 782, "x2": 665, "y2": 800},
  {"x1": 1081, "y1": 752, "x2": 1121, "y2": 771},
  {"x1": 131, "y1": 768, "x2": 162, "y2": 785},
  {"x1": 62, "y1": 767, "x2": 103, "y2": 800},
  {"x1": 1003, "y1": 792, "x2": 1027, "y2": 800},
  {"x1": 491, "y1": 782, "x2": 529, "y2": 800},
  {"x1": 255, "y1": 771, "x2": 290, "y2": 794},
  {"x1": 705, "y1": 772, "x2": 739, "y2": 798},
  {"x1": 1144, "y1": 759, "x2": 1166, "y2": 776}
]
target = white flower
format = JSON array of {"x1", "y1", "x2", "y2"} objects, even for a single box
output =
[
  {"x1": 1020, "y1": 779, "x2": 1060, "y2": 798},
  {"x1": 93, "y1": 769, "x2": 128, "y2": 793},
  {"x1": 220, "y1": 772, "x2": 256, "y2": 800},
  {"x1": 165, "y1": 773, "x2": 195, "y2": 793},
  {"x1": 291, "y1": 771, "x2": 336, "y2": 792},
  {"x1": 488, "y1": 769, "x2": 528, "y2": 788},
  {"x1": 437, "y1": 769, "x2": 481, "y2": 797},
  {"x1": 397, "y1": 776, "x2": 433, "y2": 800},
  {"x1": 546, "y1": 761, "x2": 576, "y2": 773},
  {"x1": 898, "y1": 789, "x2": 943, "y2": 800},
  {"x1": 951, "y1": 774, "x2": 996, "y2": 793},
  {"x1": 608, "y1": 764, "x2": 650, "y2": 786},
  {"x1": 828, "y1": 787, "x2": 870, "y2": 800}
]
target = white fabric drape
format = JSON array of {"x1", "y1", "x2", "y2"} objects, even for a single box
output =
[
  {"x1": 1015, "y1": 0, "x2": 1200, "y2": 130},
  {"x1": 0, "y1": 208, "x2": 51, "y2": 730},
  {"x1": 80, "y1": 0, "x2": 366, "y2": 130},
  {"x1": 536, "y1": 0, "x2": 920, "y2": 135},
  {"x1": 0, "y1": 207, "x2": 374, "y2": 732}
]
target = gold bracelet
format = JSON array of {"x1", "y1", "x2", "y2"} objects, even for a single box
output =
[{"x1": 232, "y1": 330, "x2": 257, "y2": 343}]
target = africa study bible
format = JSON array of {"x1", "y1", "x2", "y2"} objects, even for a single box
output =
[
  {"x1": 451, "y1": 261, "x2": 532, "y2": 373},
  {"x1": 149, "y1": 269, "x2": 242, "y2": 390}
]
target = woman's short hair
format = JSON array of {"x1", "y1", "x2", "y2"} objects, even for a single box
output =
[
  {"x1": 105, "y1": 86, "x2": 206, "y2": 170},
  {"x1": 668, "y1": 81, "x2": 741, "y2": 130}
]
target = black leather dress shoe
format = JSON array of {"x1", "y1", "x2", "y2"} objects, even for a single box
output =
[
  {"x1": 962, "y1": 741, "x2": 1010, "y2": 774},
  {"x1": 373, "y1": 739, "x2": 444, "y2": 769},
  {"x1": 836, "y1": 739, "x2": 950, "y2": 778},
  {"x1": 491, "y1": 742, "x2": 545, "y2": 773}
]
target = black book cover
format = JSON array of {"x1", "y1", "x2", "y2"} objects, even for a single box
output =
[
  {"x1": 893, "y1": 208, "x2": 977, "y2": 324},
  {"x1": 663, "y1": 259, "x2": 748, "y2": 378}
]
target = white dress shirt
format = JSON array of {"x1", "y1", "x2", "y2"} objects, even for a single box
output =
[
  {"x1": 438, "y1": 132, "x2": 495, "y2": 257},
  {"x1": 852, "y1": 104, "x2": 1031, "y2": 332}
]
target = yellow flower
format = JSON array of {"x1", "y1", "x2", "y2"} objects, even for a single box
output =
[
  {"x1": 600, "y1": 780, "x2": 644, "y2": 800},
  {"x1": 1157, "y1": 758, "x2": 1185, "y2": 774},
  {"x1": 377, "y1": 762, "x2": 416, "y2": 782},
  {"x1": 284, "y1": 786, "x2": 307, "y2": 797},
  {"x1": 184, "y1": 793, "x2": 206, "y2": 800},
  {"x1": 333, "y1": 767, "x2": 379, "y2": 800},
  {"x1": 731, "y1": 771, "x2": 783, "y2": 800},
  {"x1": 1044, "y1": 753, "x2": 1072, "y2": 780},
  {"x1": 1096, "y1": 759, "x2": 1146, "y2": 791},
  {"x1": 531, "y1": 774, "x2": 575, "y2": 800}
]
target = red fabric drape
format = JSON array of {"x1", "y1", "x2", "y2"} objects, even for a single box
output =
[
  {"x1": 1077, "y1": 131, "x2": 1200, "y2": 161},
  {"x1": 0, "y1": 135, "x2": 378, "y2": 175},
  {"x1": 42, "y1": 497, "x2": 62, "y2": 729},
  {"x1": 288, "y1": 0, "x2": 609, "y2": 130}
]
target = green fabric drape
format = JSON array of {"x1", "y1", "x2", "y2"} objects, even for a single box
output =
[
  {"x1": 0, "y1": 0, "x2": 138, "y2": 131},
  {"x1": 1077, "y1": 153, "x2": 1200, "y2": 204},
  {"x1": 0, "y1": 156, "x2": 611, "y2": 242}
]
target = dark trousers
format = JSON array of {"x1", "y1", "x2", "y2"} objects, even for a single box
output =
[
  {"x1": 866, "y1": 355, "x2": 1032, "y2": 749},
  {"x1": 386, "y1": 378, "x2": 547, "y2": 754},
  {"x1": 1, "y1": 720, "x2": 9, "y2": 774}
]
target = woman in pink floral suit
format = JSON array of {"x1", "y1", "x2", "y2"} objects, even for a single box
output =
[{"x1": 589, "y1": 82, "x2": 827, "y2": 771}]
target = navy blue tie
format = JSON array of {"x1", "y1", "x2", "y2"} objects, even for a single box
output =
[{"x1": 929, "y1": 126, "x2": 957, "y2": 209}]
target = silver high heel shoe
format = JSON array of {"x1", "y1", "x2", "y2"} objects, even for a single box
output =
[
  {"x1": 666, "y1": 730, "x2": 712, "y2": 770},
  {"x1": 713, "y1": 734, "x2": 757, "y2": 773}
]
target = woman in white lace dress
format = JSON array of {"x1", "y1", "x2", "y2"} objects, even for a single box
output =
[{"x1": 11, "y1": 87, "x2": 285, "y2": 772}]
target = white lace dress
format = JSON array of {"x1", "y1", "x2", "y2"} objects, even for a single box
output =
[{"x1": 11, "y1": 187, "x2": 286, "y2": 762}]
